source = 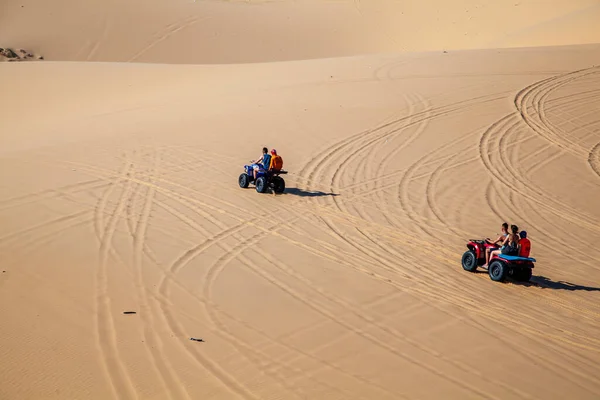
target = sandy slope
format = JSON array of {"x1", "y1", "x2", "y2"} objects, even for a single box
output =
[
  {"x1": 2, "y1": 44, "x2": 600, "y2": 399},
  {"x1": 2, "y1": 0, "x2": 600, "y2": 63},
  {"x1": 2, "y1": 0, "x2": 600, "y2": 399}
]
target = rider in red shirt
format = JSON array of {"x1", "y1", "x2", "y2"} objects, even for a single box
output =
[{"x1": 519, "y1": 231, "x2": 531, "y2": 257}]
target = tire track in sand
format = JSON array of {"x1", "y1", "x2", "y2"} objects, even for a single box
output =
[
  {"x1": 534, "y1": 71, "x2": 600, "y2": 151},
  {"x1": 0, "y1": 210, "x2": 91, "y2": 247},
  {"x1": 86, "y1": 15, "x2": 110, "y2": 61},
  {"x1": 200, "y1": 222, "x2": 368, "y2": 400},
  {"x1": 138, "y1": 149, "x2": 494, "y2": 396},
  {"x1": 301, "y1": 91, "x2": 508, "y2": 194},
  {"x1": 132, "y1": 175, "x2": 600, "y2": 396},
  {"x1": 94, "y1": 156, "x2": 138, "y2": 400},
  {"x1": 479, "y1": 114, "x2": 600, "y2": 271},
  {"x1": 313, "y1": 205, "x2": 600, "y2": 360},
  {"x1": 126, "y1": 148, "x2": 192, "y2": 400},
  {"x1": 159, "y1": 140, "x2": 600, "y2": 394},
  {"x1": 55, "y1": 156, "x2": 600, "y2": 355},
  {"x1": 515, "y1": 66, "x2": 600, "y2": 158},
  {"x1": 142, "y1": 186, "x2": 528, "y2": 398},
  {"x1": 233, "y1": 239, "x2": 500, "y2": 400},
  {"x1": 83, "y1": 154, "x2": 600, "y2": 400},
  {"x1": 152, "y1": 186, "x2": 361, "y2": 397},
  {"x1": 164, "y1": 116, "x2": 600, "y2": 388},
  {"x1": 254, "y1": 246, "x2": 537, "y2": 400},
  {"x1": 325, "y1": 93, "x2": 428, "y2": 235},
  {"x1": 114, "y1": 151, "x2": 404, "y2": 398},
  {"x1": 396, "y1": 128, "x2": 477, "y2": 239},
  {"x1": 150, "y1": 200, "x2": 397, "y2": 399},
  {"x1": 122, "y1": 148, "x2": 286, "y2": 398},
  {"x1": 481, "y1": 177, "x2": 600, "y2": 321},
  {"x1": 319, "y1": 211, "x2": 600, "y2": 384},
  {"x1": 32, "y1": 138, "x2": 600, "y2": 396},
  {"x1": 0, "y1": 214, "x2": 94, "y2": 271},
  {"x1": 0, "y1": 179, "x2": 106, "y2": 211},
  {"x1": 154, "y1": 200, "x2": 263, "y2": 399},
  {"x1": 90, "y1": 149, "x2": 254, "y2": 398},
  {"x1": 588, "y1": 142, "x2": 600, "y2": 178},
  {"x1": 477, "y1": 121, "x2": 600, "y2": 365},
  {"x1": 487, "y1": 193, "x2": 600, "y2": 383},
  {"x1": 366, "y1": 93, "x2": 430, "y2": 229},
  {"x1": 128, "y1": 16, "x2": 202, "y2": 63},
  {"x1": 479, "y1": 112, "x2": 600, "y2": 236},
  {"x1": 97, "y1": 159, "x2": 285, "y2": 399},
  {"x1": 300, "y1": 90, "x2": 506, "y2": 247}
]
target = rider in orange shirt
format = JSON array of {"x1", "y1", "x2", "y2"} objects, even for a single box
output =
[{"x1": 518, "y1": 231, "x2": 531, "y2": 257}]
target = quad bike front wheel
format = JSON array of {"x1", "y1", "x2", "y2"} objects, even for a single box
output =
[
  {"x1": 489, "y1": 260, "x2": 507, "y2": 282},
  {"x1": 255, "y1": 177, "x2": 267, "y2": 193},
  {"x1": 239, "y1": 173, "x2": 249, "y2": 188},
  {"x1": 461, "y1": 250, "x2": 478, "y2": 272}
]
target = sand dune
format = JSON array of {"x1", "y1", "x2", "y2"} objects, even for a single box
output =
[
  {"x1": 2, "y1": 0, "x2": 600, "y2": 63},
  {"x1": 1, "y1": 1, "x2": 600, "y2": 399}
]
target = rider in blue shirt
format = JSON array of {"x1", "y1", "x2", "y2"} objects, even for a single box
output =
[{"x1": 251, "y1": 147, "x2": 271, "y2": 181}]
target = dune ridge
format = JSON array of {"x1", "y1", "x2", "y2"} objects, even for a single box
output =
[{"x1": 2, "y1": 0, "x2": 600, "y2": 63}]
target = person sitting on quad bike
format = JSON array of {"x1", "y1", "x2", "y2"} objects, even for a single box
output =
[
  {"x1": 269, "y1": 149, "x2": 283, "y2": 172},
  {"x1": 518, "y1": 230, "x2": 531, "y2": 257},
  {"x1": 485, "y1": 224, "x2": 520, "y2": 267},
  {"x1": 484, "y1": 222, "x2": 508, "y2": 267},
  {"x1": 250, "y1": 147, "x2": 272, "y2": 181}
]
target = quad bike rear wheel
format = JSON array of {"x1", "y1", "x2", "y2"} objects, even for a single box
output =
[
  {"x1": 239, "y1": 173, "x2": 249, "y2": 188},
  {"x1": 272, "y1": 176, "x2": 285, "y2": 194},
  {"x1": 521, "y1": 267, "x2": 533, "y2": 282},
  {"x1": 461, "y1": 250, "x2": 478, "y2": 272},
  {"x1": 489, "y1": 260, "x2": 507, "y2": 282},
  {"x1": 513, "y1": 267, "x2": 532, "y2": 282}
]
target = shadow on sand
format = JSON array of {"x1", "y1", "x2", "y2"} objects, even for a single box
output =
[
  {"x1": 526, "y1": 276, "x2": 600, "y2": 292},
  {"x1": 285, "y1": 188, "x2": 339, "y2": 197},
  {"x1": 473, "y1": 269, "x2": 599, "y2": 292}
]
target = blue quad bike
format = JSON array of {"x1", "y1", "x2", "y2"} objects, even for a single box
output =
[{"x1": 239, "y1": 165, "x2": 287, "y2": 194}]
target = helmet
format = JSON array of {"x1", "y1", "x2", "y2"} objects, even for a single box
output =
[
  {"x1": 519, "y1": 231, "x2": 527, "y2": 238},
  {"x1": 271, "y1": 149, "x2": 277, "y2": 155}
]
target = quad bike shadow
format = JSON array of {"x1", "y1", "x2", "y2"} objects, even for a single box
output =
[
  {"x1": 284, "y1": 188, "x2": 338, "y2": 197},
  {"x1": 517, "y1": 275, "x2": 600, "y2": 291}
]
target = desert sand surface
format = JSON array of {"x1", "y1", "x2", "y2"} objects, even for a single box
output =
[{"x1": 2, "y1": 1, "x2": 600, "y2": 399}]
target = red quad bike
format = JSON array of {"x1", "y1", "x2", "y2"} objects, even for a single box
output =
[{"x1": 461, "y1": 239, "x2": 536, "y2": 282}]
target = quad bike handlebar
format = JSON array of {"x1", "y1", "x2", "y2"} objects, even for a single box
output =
[{"x1": 469, "y1": 239, "x2": 486, "y2": 244}]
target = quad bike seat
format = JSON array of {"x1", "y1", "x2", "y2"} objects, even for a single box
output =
[
  {"x1": 498, "y1": 254, "x2": 537, "y2": 263},
  {"x1": 270, "y1": 169, "x2": 288, "y2": 175}
]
